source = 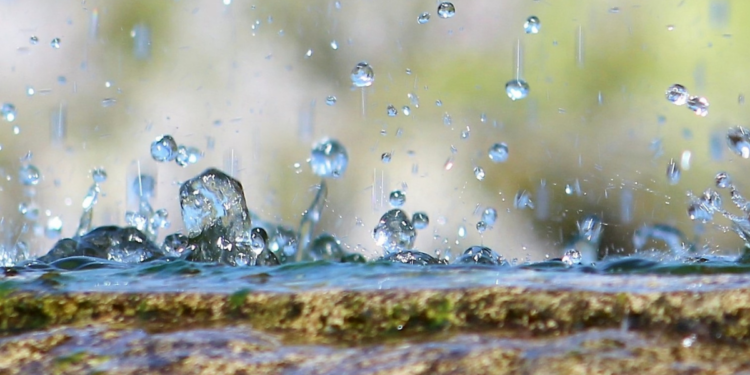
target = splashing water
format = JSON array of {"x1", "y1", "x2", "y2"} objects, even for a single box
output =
[{"x1": 372, "y1": 209, "x2": 417, "y2": 254}]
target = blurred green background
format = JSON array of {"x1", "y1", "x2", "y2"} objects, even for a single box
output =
[{"x1": 0, "y1": 0, "x2": 748, "y2": 261}]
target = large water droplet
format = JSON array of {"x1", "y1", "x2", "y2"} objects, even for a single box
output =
[
  {"x1": 686, "y1": 96, "x2": 709, "y2": 117},
  {"x1": 524, "y1": 16, "x2": 541, "y2": 34},
  {"x1": 372, "y1": 209, "x2": 416, "y2": 254},
  {"x1": 412, "y1": 212, "x2": 429, "y2": 229},
  {"x1": 488, "y1": 143, "x2": 509, "y2": 163},
  {"x1": 309, "y1": 233, "x2": 346, "y2": 261},
  {"x1": 150, "y1": 135, "x2": 178, "y2": 162},
  {"x1": 726, "y1": 126, "x2": 750, "y2": 158},
  {"x1": 310, "y1": 138, "x2": 348, "y2": 178},
  {"x1": 437, "y1": 2, "x2": 456, "y2": 19},
  {"x1": 505, "y1": 79, "x2": 529, "y2": 100},
  {"x1": 389, "y1": 190, "x2": 406, "y2": 207},
  {"x1": 19, "y1": 164, "x2": 41, "y2": 186},
  {"x1": 417, "y1": 12, "x2": 431, "y2": 24},
  {"x1": 179, "y1": 168, "x2": 251, "y2": 239},
  {"x1": 665, "y1": 84, "x2": 689, "y2": 106},
  {"x1": 350, "y1": 61, "x2": 374, "y2": 87}
]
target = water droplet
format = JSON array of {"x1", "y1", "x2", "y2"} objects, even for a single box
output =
[
  {"x1": 665, "y1": 84, "x2": 689, "y2": 106},
  {"x1": 666, "y1": 159, "x2": 681, "y2": 185},
  {"x1": 389, "y1": 190, "x2": 406, "y2": 207},
  {"x1": 250, "y1": 227, "x2": 268, "y2": 255},
  {"x1": 18, "y1": 202, "x2": 39, "y2": 220},
  {"x1": 457, "y1": 225, "x2": 467, "y2": 237},
  {"x1": 387, "y1": 104, "x2": 398, "y2": 117},
  {"x1": 482, "y1": 208, "x2": 497, "y2": 226},
  {"x1": 45, "y1": 216, "x2": 63, "y2": 239},
  {"x1": 304, "y1": 49, "x2": 313, "y2": 58},
  {"x1": 175, "y1": 145, "x2": 203, "y2": 167},
  {"x1": 460, "y1": 129, "x2": 470, "y2": 139},
  {"x1": 667, "y1": 25, "x2": 675, "y2": 31},
  {"x1": 309, "y1": 233, "x2": 345, "y2": 261},
  {"x1": 350, "y1": 61, "x2": 375, "y2": 88},
  {"x1": 29, "y1": 36, "x2": 38, "y2": 45},
  {"x1": 686, "y1": 96, "x2": 709, "y2": 117},
  {"x1": 577, "y1": 215, "x2": 603, "y2": 242},
  {"x1": 325, "y1": 95, "x2": 337, "y2": 106},
  {"x1": 26, "y1": 86, "x2": 35, "y2": 96},
  {"x1": 524, "y1": 16, "x2": 540, "y2": 34},
  {"x1": 81, "y1": 184, "x2": 100, "y2": 210},
  {"x1": 402, "y1": 106, "x2": 411, "y2": 116},
  {"x1": 514, "y1": 190, "x2": 534, "y2": 210},
  {"x1": 310, "y1": 138, "x2": 348, "y2": 179},
  {"x1": 330, "y1": 40, "x2": 338, "y2": 50},
  {"x1": 443, "y1": 157, "x2": 455, "y2": 171},
  {"x1": 476, "y1": 221, "x2": 487, "y2": 233},
  {"x1": 101, "y1": 98, "x2": 116, "y2": 107},
  {"x1": 50, "y1": 38, "x2": 61, "y2": 49},
  {"x1": 716, "y1": 172, "x2": 732, "y2": 188},
  {"x1": 455, "y1": 246, "x2": 503, "y2": 265},
  {"x1": 435, "y1": 99, "x2": 443, "y2": 107},
  {"x1": 562, "y1": 249, "x2": 582, "y2": 265},
  {"x1": 372, "y1": 209, "x2": 416, "y2": 254},
  {"x1": 412, "y1": 212, "x2": 429, "y2": 229},
  {"x1": 443, "y1": 113, "x2": 452, "y2": 126},
  {"x1": 163, "y1": 233, "x2": 189, "y2": 256},
  {"x1": 150, "y1": 135, "x2": 178, "y2": 162},
  {"x1": 408, "y1": 92, "x2": 420, "y2": 108},
  {"x1": 1, "y1": 103, "x2": 17, "y2": 122},
  {"x1": 505, "y1": 79, "x2": 529, "y2": 100},
  {"x1": 417, "y1": 12, "x2": 431, "y2": 24},
  {"x1": 437, "y1": 2, "x2": 455, "y2": 19},
  {"x1": 381, "y1": 152, "x2": 392, "y2": 163},
  {"x1": 19, "y1": 164, "x2": 41, "y2": 186},
  {"x1": 474, "y1": 166, "x2": 485, "y2": 181},
  {"x1": 727, "y1": 126, "x2": 750, "y2": 158},
  {"x1": 488, "y1": 143, "x2": 509, "y2": 163}
]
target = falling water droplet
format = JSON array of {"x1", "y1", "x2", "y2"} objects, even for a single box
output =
[
  {"x1": 417, "y1": 12, "x2": 431, "y2": 24},
  {"x1": 482, "y1": 208, "x2": 497, "y2": 226},
  {"x1": 443, "y1": 113, "x2": 452, "y2": 126},
  {"x1": 350, "y1": 61, "x2": 375, "y2": 87},
  {"x1": 91, "y1": 167, "x2": 107, "y2": 183},
  {"x1": 387, "y1": 104, "x2": 398, "y2": 117},
  {"x1": 514, "y1": 190, "x2": 534, "y2": 209},
  {"x1": 412, "y1": 212, "x2": 429, "y2": 229},
  {"x1": 330, "y1": 40, "x2": 338, "y2": 50},
  {"x1": 1, "y1": 103, "x2": 17, "y2": 122},
  {"x1": 716, "y1": 172, "x2": 732, "y2": 188},
  {"x1": 437, "y1": 2, "x2": 456, "y2": 19},
  {"x1": 45, "y1": 216, "x2": 63, "y2": 239},
  {"x1": 665, "y1": 84, "x2": 689, "y2": 106},
  {"x1": 474, "y1": 166, "x2": 486, "y2": 181},
  {"x1": 19, "y1": 164, "x2": 41, "y2": 186},
  {"x1": 402, "y1": 106, "x2": 411, "y2": 116},
  {"x1": 686, "y1": 96, "x2": 709, "y2": 117},
  {"x1": 325, "y1": 95, "x2": 337, "y2": 106},
  {"x1": 150, "y1": 135, "x2": 178, "y2": 162},
  {"x1": 524, "y1": 16, "x2": 541, "y2": 34},
  {"x1": 310, "y1": 138, "x2": 348, "y2": 178},
  {"x1": 372, "y1": 209, "x2": 416, "y2": 254},
  {"x1": 381, "y1": 152, "x2": 392, "y2": 163},
  {"x1": 389, "y1": 190, "x2": 406, "y2": 207},
  {"x1": 727, "y1": 126, "x2": 750, "y2": 158},
  {"x1": 505, "y1": 79, "x2": 529, "y2": 100},
  {"x1": 476, "y1": 221, "x2": 487, "y2": 233},
  {"x1": 50, "y1": 38, "x2": 61, "y2": 49},
  {"x1": 488, "y1": 143, "x2": 509, "y2": 163},
  {"x1": 175, "y1": 145, "x2": 203, "y2": 167},
  {"x1": 666, "y1": 159, "x2": 681, "y2": 185},
  {"x1": 29, "y1": 36, "x2": 38, "y2": 45}
]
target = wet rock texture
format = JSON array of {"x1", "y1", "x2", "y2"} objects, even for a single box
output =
[{"x1": 2, "y1": 283, "x2": 750, "y2": 373}]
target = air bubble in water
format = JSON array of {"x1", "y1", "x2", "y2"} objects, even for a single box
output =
[
  {"x1": 350, "y1": 61, "x2": 375, "y2": 87},
  {"x1": 50, "y1": 38, "x2": 61, "y2": 49},
  {"x1": 402, "y1": 106, "x2": 411, "y2": 116},
  {"x1": 665, "y1": 84, "x2": 689, "y2": 105},
  {"x1": 474, "y1": 166, "x2": 485, "y2": 181},
  {"x1": 1, "y1": 103, "x2": 16, "y2": 122},
  {"x1": 325, "y1": 96, "x2": 337, "y2": 106},
  {"x1": 488, "y1": 142, "x2": 509, "y2": 162},
  {"x1": 514, "y1": 190, "x2": 534, "y2": 209},
  {"x1": 715, "y1": 172, "x2": 732, "y2": 188},
  {"x1": 524, "y1": 16, "x2": 540, "y2": 34},
  {"x1": 389, "y1": 190, "x2": 406, "y2": 207},
  {"x1": 387, "y1": 104, "x2": 398, "y2": 117},
  {"x1": 482, "y1": 207, "x2": 497, "y2": 226},
  {"x1": 505, "y1": 79, "x2": 529, "y2": 100},
  {"x1": 29, "y1": 36, "x2": 38, "y2": 45},
  {"x1": 412, "y1": 212, "x2": 429, "y2": 229},
  {"x1": 686, "y1": 96, "x2": 709, "y2": 117},
  {"x1": 372, "y1": 209, "x2": 416, "y2": 254},
  {"x1": 437, "y1": 2, "x2": 455, "y2": 19},
  {"x1": 91, "y1": 167, "x2": 107, "y2": 183},
  {"x1": 726, "y1": 126, "x2": 750, "y2": 158},
  {"x1": 310, "y1": 138, "x2": 348, "y2": 178},
  {"x1": 19, "y1": 164, "x2": 41, "y2": 186},
  {"x1": 417, "y1": 12, "x2": 431, "y2": 24},
  {"x1": 666, "y1": 159, "x2": 680, "y2": 185},
  {"x1": 150, "y1": 135, "x2": 178, "y2": 162},
  {"x1": 381, "y1": 152, "x2": 392, "y2": 163},
  {"x1": 175, "y1": 146, "x2": 203, "y2": 167}
]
